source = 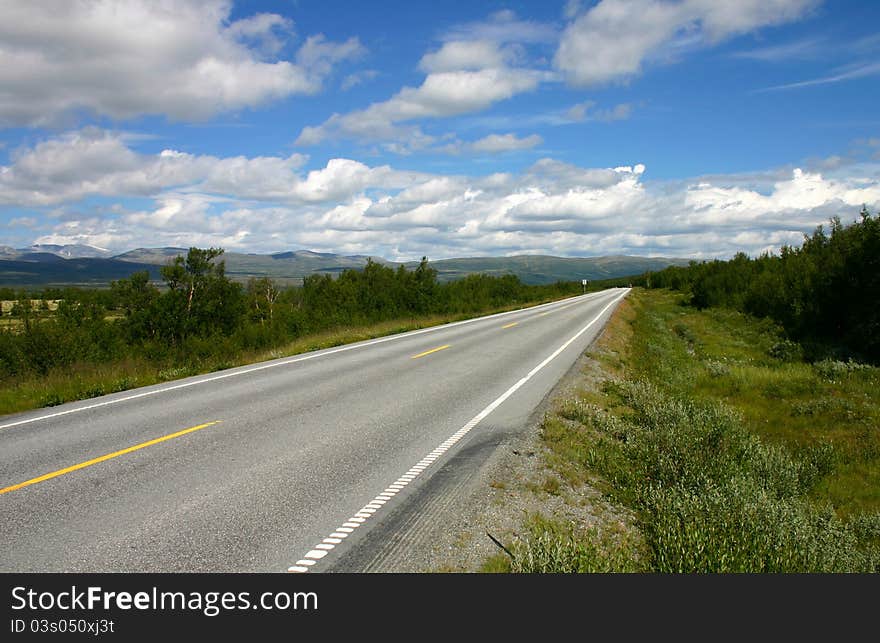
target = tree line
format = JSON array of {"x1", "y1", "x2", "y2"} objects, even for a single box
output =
[
  {"x1": 639, "y1": 206, "x2": 880, "y2": 362},
  {"x1": 0, "y1": 251, "x2": 585, "y2": 378}
]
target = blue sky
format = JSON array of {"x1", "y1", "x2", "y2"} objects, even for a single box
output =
[{"x1": 1, "y1": 0, "x2": 878, "y2": 260}]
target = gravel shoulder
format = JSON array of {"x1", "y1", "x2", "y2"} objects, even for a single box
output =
[{"x1": 368, "y1": 328, "x2": 628, "y2": 573}]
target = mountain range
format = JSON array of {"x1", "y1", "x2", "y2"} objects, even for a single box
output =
[{"x1": 0, "y1": 244, "x2": 690, "y2": 287}]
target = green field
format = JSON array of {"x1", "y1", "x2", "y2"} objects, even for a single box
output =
[{"x1": 486, "y1": 288, "x2": 880, "y2": 573}]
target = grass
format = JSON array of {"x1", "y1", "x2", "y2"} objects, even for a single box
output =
[
  {"x1": 492, "y1": 288, "x2": 880, "y2": 573},
  {"x1": 0, "y1": 295, "x2": 575, "y2": 418},
  {"x1": 481, "y1": 514, "x2": 644, "y2": 573}
]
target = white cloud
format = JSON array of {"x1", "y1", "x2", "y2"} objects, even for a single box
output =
[
  {"x1": 341, "y1": 69, "x2": 379, "y2": 91},
  {"x1": 7, "y1": 128, "x2": 880, "y2": 260},
  {"x1": 0, "y1": 128, "x2": 425, "y2": 207},
  {"x1": 295, "y1": 66, "x2": 542, "y2": 148},
  {"x1": 295, "y1": 21, "x2": 553, "y2": 152},
  {"x1": 8, "y1": 217, "x2": 39, "y2": 228},
  {"x1": 441, "y1": 10, "x2": 558, "y2": 44},
  {"x1": 555, "y1": 0, "x2": 818, "y2": 86},
  {"x1": 470, "y1": 133, "x2": 543, "y2": 153},
  {"x1": 295, "y1": 34, "x2": 366, "y2": 84},
  {"x1": 396, "y1": 68, "x2": 540, "y2": 118},
  {"x1": 0, "y1": 0, "x2": 363, "y2": 127},
  {"x1": 566, "y1": 101, "x2": 634, "y2": 122},
  {"x1": 731, "y1": 37, "x2": 823, "y2": 61},
  {"x1": 225, "y1": 12, "x2": 294, "y2": 57},
  {"x1": 757, "y1": 60, "x2": 880, "y2": 92},
  {"x1": 419, "y1": 40, "x2": 511, "y2": 73},
  {"x1": 564, "y1": 1, "x2": 583, "y2": 20}
]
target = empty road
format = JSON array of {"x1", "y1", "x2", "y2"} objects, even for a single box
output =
[{"x1": 0, "y1": 288, "x2": 628, "y2": 572}]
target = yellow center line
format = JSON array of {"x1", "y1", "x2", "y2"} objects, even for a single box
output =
[
  {"x1": 411, "y1": 344, "x2": 451, "y2": 359},
  {"x1": 0, "y1": 420, "x2": 221, "y2": 496},
  {"x1": 501, "y1": 322, "x2": 518, "y2": 329}
]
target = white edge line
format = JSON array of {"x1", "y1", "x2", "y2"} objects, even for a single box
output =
[
  {"x1": 0, "y1": 289, "x2": 622, "y2": 433},
  {"x1": 287, "y1": 288, "x2": 629, "y2": 572}
]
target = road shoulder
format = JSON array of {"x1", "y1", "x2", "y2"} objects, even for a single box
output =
[{"x1": 360, "y1": 325, "x2": 633, "y2": 573}]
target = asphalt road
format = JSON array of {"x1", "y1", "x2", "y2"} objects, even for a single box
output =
[{"x1": 0, "y1": 288, "x2": 629, "y2": 572}]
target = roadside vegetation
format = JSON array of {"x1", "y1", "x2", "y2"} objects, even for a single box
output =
[
  {"x1": 641, "y1": 206, "x2": 880, "y2": 364},
  {"x1": 0, "y1": 250, "x2": 611, "y2": 417},
  {"x1": 486, "y1": 209, "x2": 880, "y2": 573},
  {"x1": 486, "y1": 289, "x2": 879, "y2": 573}
]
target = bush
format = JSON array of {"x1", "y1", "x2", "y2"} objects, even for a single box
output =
[
  {"x1": 769, "y1": 340, "x2": 803, "y2": 362},
  {"x1": 644, "y1": 207, "x2": 880, "y2": 364},
  {"x1": 508, "y1": 515, "x2": 643, "y2": 573},
  {"x1": 579, "y1": 379, "x2": 878, "y2": 572},
  {"x1": 645, "y1": 480, "x2": 871, "y2": 573}
]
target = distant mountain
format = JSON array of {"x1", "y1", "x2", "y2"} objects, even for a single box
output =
[
  {"x1": 0, "y1": 246, "x2": 690, "y2": 288},
  {"x1": 114, "y1": 247, "x2": 189, "y2": 264},
  {"x1": 26, "y1": 244, "x2": 114, "y2": 259},
  {"x1": 0, "y1": 257, "x2": 161, "y2": 287},
  {"x1": 406, "y1": 254, "x2": 691, "y2": 284},
  {"x1": 0, "y1": 244, "x2": 115, "y2": 261},
  {"x1": 15, "y1": 252, "x2": 68, "y2": 264},
  {"x1": 113, "y1": 248, "x2": 389, "y2": 286}
]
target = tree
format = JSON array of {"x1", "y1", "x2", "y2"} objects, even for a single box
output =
[
  {"x1": 412, "y1": 256, "x2": 437, "y2": 314},
  {"x1": 111, "y1": 271, "x2": 159, "y2": 341},
  {"x1": 158, "y1": 247, "x2": 245, "y2": 342},
  {"x1": 246, "y1": 276, "x2": 281, "y2": 325}
]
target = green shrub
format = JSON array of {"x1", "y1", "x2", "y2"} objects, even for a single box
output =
[
  {"x1": 814, "y1": 359, "x2": 873, "y2": 381},
  {"x1": 573, "y1": 379, "x2": 877, "y2": 572},
  {"x1": 508, "y1": 516, "x2": 643, "y2": 573},
  {"x1": 645, "y1": 480, "x2": 873, "y2": 573},
  {"x1": 768, "y1": 340, "x2": 803, "y2": 362}
]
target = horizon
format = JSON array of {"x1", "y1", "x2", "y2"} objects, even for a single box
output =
[
  {"x1": 5, "y1": 242, "x2": 692, "y2": 263},
  {"x1": 1, "y1": 1, "x2": 878, "y2": 262}
]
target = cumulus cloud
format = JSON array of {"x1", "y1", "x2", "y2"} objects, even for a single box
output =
[
  {"x1": 295, "y1": 65, "x2": 542, "y2": 148},
  {"x1": 295, "y1": 34, "x2": 366, "y2": 83},
  {"x1": 419, "y1": 40, "x2": 513, "y2": 73},
  {"x1": 555, "y1": 0, "x2": 818, "y2": 86},
  {"x1": 295, "y1": 31, "x2": 548, "y2": 151},
  {"x1": 0, "y1": 128, "x2": 424, "y2": 207},
  {"x1": 7, "y1": 128, "x2": 880, "y2": 260},
  {"x1": 0, "y1": 0, "x2": 363, "y2": 127},
  {"x1": 225, "y1": 12, "x2": 294, "y2": 57}
]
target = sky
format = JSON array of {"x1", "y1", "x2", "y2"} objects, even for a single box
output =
[{"x1": 0, "y1": 0, "x2": 878, "y2": 261}]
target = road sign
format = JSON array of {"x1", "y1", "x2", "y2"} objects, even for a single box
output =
[{"x1": 581, "y1": 279, "x2": 587, "y2": 285}]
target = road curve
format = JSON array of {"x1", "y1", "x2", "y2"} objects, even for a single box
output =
[{"x1": 0, "y1": 288, "x2": 629, "y2": 572}]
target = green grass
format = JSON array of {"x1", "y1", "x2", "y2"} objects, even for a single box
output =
[
  {"x1": 632, "y1": 293, "x2": 880, "y2": 516},
  {"x1": 480, "y1": 514, "x2": 644, "y2": 573},
  {"x1": 497, "y1": 288, "x2": 880, "y2": 573}
]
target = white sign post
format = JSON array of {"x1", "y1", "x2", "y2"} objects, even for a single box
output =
[{"x1": 582, "y1": 278, "x2": 587, "y2": 294}]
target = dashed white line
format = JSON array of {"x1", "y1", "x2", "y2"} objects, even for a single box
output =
[{"x1": 287, "y1": 289, "x2": 629, "y2": 573}]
